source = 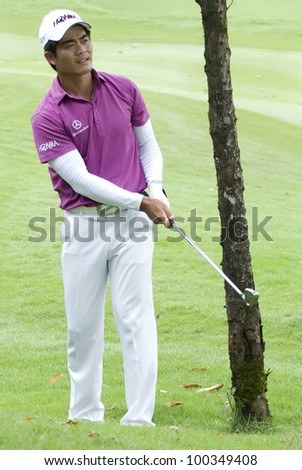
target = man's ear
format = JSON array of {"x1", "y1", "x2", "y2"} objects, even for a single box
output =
[{"x1": 44, "y1": 51, "x2": 56, "y2": 67}]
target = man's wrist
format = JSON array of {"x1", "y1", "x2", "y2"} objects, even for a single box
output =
[
  {"x1": 149, "y1": 179, "x2": 163, "y2": 187},
  {"x1": 149, "y1": 180, "x2": 163, "y2": 195}
]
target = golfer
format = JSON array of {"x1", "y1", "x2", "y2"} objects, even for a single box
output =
[{"x1": 31, "y1": 9, "x2": 174, "y2": 426}]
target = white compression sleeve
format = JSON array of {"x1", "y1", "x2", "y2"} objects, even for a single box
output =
[
  {"x1": 134, "y1": 119, "x2": 163, "y2": 185},
  {"x1": 48, "y1": 150, "x2": 143, "y2": 210}
]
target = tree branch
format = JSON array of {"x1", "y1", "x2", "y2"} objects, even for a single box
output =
[{"x1": 227, "y1": 0, "x2": 234, "y2": 10}]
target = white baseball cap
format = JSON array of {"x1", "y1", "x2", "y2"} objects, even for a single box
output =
[{"x1": 39, "y1": 9, "x2": 91, "y2": 49}]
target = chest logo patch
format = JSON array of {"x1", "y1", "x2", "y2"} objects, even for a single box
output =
[{"x1": 72, "y1": 120, "x2": 82, "y2": 130}]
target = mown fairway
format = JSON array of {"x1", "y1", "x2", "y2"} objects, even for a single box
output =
[{"x1": 0, "y1": 0, "x2": 301, "y2": 451}]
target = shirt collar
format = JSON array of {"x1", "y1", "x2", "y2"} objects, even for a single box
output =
[{"x1": 51, "y1": 69, "x2": 107, "y2": 104}]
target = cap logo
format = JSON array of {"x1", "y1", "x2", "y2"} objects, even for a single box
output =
[{"x1": 53, "y1": 13, "x2": 77, "y2": 28}]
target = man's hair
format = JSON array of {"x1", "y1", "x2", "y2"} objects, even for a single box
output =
[
  {"x1": 44, "y1": 40, "x2": 58, "y2": 71},
  {"x1": 44, "y1": 27, "x2": 91, "y2": 71}
]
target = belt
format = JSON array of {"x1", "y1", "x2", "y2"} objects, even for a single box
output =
[
  {"x1": 66, "y1": 190, "x2": 149, "y2": 217},
  {"x1": 66, "y1": 204, "x2": 119, "y2": 216}
]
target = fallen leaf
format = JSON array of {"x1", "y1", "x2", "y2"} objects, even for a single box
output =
[
  {"x1": 48, "y1": 373, "x2": 63, "y2": 384},
  {"x1": 191, "y1": 367, "x2": 206, "y2": 372},
  {"x1": 179, "y1": 383, "x2": 201, "y2": 389},
  {"x1": 196, "y1": 383, "x2": 224, "y2": 393},
  {"x1": 87, "y1": 431, "x2": 99, "y2": 438},
  {"x1": 160, "y1": 389, "x2": 168, "y2": 394},
  {"x1": 110, "y1": 437, "x2": 120, "y2": 444},
  {"x1": 108, "y1": 403, "x2": 118, "y2": 410},
  {"x1": 24, "y1": 417, "x2": 36, "y2": 421},
  {"x1": 169, "y1": 425, "x2": 180, "y2": 433},
  {"x1": 165, "y1": 401, "x2": 184, "y2": 407},
  {"x1": 62, "y1": 419, "x2": 80, "y2": 425}
]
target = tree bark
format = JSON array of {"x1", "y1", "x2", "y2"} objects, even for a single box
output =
[{"x1": 195, "y1": 0, "x2": 270, "y2": 420}]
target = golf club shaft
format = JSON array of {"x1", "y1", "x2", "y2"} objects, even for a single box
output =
[{"x1": 171, "y1": 220, "x2": 244, "y2": 298}]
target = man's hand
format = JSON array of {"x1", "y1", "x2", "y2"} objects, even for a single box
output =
[{"x1": 140, "y1": 196, "x2": 174, "y2": 228}]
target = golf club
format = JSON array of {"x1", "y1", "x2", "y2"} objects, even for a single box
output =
[{"x1": 170, "y1": 219, "x2": 259, "y2": 307}]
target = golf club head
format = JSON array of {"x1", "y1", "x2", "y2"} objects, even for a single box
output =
[{"x1": 243, "y1": 288, "x2": 259, "y2": 307}]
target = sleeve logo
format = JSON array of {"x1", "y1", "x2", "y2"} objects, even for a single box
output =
[{"x1": 38, "y1": 140, "x2": 60, "y2": 152}]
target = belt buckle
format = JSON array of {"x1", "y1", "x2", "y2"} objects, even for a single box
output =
[
  {"x1": 96, "y1": 205, "x2": 105, "y2": 216},
  {"x1": 97, "y1": 204, "x2": 118, "y2": 216}
]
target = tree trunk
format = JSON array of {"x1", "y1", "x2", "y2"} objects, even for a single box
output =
[{"x1": 195, "y1": 0, "x2": 270, "y2": 420}]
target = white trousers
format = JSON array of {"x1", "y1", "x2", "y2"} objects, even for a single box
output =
[{"x1": 60, "y1": 207, "x2": 157, "y2": 426}]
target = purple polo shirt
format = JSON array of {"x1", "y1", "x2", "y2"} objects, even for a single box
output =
[{"x1": 31, "y1": 69, "x2": 149, "y2": 210}]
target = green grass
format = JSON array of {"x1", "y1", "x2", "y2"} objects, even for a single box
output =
[{"x1": 0, "y1": 0, "x2": 302, "y2": 453}]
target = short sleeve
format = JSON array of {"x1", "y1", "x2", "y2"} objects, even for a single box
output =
[
  {"x1": 31, "y1": 111, "x2": 76, "y2": 164},
  {"x1": 129, "y1": 80, "x2": 150, "y2": 127}
]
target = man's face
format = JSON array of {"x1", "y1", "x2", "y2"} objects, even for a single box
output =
[{"x1": 45, "y1": 25, "x2": 93, "y2": 76}]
